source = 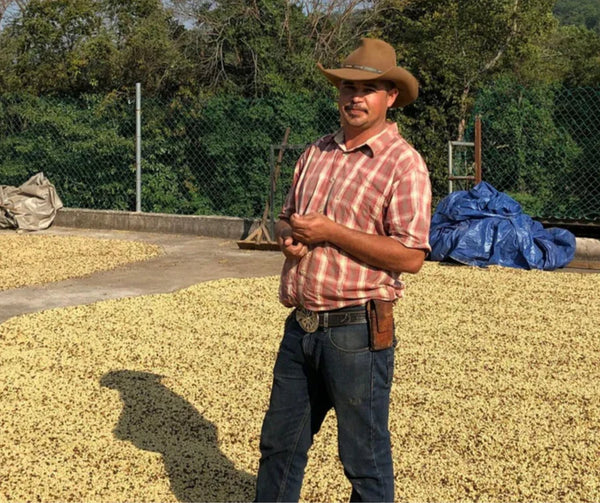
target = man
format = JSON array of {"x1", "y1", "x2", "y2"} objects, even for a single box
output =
[{"x1": 255, "y1": 38, "x2": 431, "y2": 502}]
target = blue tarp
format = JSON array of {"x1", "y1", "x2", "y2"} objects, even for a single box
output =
[{"x1": 429, "y1": 182, "x2": 576, "y2": 270}]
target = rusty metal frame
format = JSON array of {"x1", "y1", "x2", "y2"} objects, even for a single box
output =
[{"x1": 448, "y1": 116, "x2": 482, "y2": 193}]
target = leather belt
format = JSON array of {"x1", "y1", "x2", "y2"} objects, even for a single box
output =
[{"x1": 295, "y1": 305, "x2": 367, "y2": 333}]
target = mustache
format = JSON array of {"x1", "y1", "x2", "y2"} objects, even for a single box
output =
[{"x1": 344, "y1": 105, "x2": 367, "y2": 112}]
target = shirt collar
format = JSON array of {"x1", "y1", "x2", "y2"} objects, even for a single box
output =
[{"x1": 333, "y1": 121, "x2": 399, "y2": 157}]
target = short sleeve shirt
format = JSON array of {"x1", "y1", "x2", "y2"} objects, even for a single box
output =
[{"x1": 279, "y1": 122, "x2": 431, "y2": 310}]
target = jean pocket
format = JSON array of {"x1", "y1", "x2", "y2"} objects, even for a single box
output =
[{"x1": 328, "y1": 324, "x2": 369, "y2": 352}]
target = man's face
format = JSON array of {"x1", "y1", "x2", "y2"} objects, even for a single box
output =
[{"x1": 338, "y1": 80, "x2": 398, "y2": 133}]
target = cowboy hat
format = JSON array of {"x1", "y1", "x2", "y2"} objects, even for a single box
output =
[{"x1": 317, "y1": 38, "x2": 419, "y2": 108}]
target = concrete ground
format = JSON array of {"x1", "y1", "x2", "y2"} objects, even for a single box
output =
[
  {"x1": 0, "y1": 227, "x2": 284, "y2": 324},
  {"x1": 1, "y1": 225, "x2": 598, "y2": 324}
]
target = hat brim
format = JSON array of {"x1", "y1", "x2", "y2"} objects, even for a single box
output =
[{"x1": 317, "y1": 63, "x2": 419, "y2": 108}]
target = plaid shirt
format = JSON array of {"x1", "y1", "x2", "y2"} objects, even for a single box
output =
[{"x1": 279, "y1": 122, "x2": 431, "y2": 310}]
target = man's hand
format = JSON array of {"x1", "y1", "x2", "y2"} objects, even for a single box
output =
[
  {"x1": 290, "y1": 212, "x2": 334, "y2": 244},
  {"x1": 286, "y1": 212, "x2": 426, "y2": 274},
  {"x1": 276, "y1": 212, "x2": 336, "y2": 259},
  {"x1": 276, "y1": 219, "x2": 308, "y2": 259}
]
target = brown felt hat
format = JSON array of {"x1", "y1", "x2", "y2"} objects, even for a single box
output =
[{"x1": 317, "y1": 38, "x2": 419, "y2": 108}]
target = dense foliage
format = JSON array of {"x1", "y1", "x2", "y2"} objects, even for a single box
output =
[
  {"x1": 474, "y1": 79, "x2": 582, "y2": 218},
  {"x1": 0, "y1": 91, "x2": 340, "y2": 215},
  {"x1": 554, "y1": 0, "x2": 600, "y2": 35},
  {"x1": 0, "y1": 93, "x2": 135, "y2": 209},
  {"x1": 0, "y1": 0, "x2": 599, "y2": 219}
]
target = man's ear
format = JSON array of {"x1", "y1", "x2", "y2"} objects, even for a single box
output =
[{"x1": 387, "y1": 88, "x2": 399, "y2": 108}]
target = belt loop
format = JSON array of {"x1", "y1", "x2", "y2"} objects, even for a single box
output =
[{"x1": 323, "y1": 312, "x2": 329, "y2": 329}]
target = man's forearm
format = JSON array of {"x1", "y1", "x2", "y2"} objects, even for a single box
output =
[
  {"x1": 289, "y1": 212, "x2": 425, "y2": 273},
  {"x1": 328, "y1": 222, "x2": 426, "y2": 274}
]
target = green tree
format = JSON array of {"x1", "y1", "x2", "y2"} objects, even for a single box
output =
[
  {"x1": 554, "y1": 0, "x2": 600, "y2": 35},
  {"x1": 173, "y1": 0, "x2": 318, "y2": 97},
  {"x1": 102, "y1": 0, "x2": 190, "y2": 96},
  {"x1": 168, "y1": 0, "x2": 385, "y2": 97},
  {"x1": 378, "y1": 0, "x2": 557, "y2": 140},
  {"x1": 2, "y1": 0, "x2": 104, "y2": 95},
  {"x1": 0, "y1": 0, "x2": 191, "y2": 97},
  {"x1": 366, "y1": 0, "x2": 561, "y2": 201},
  {"x1": 507, "y1": 11, "x2": 600, "y2": 88}
]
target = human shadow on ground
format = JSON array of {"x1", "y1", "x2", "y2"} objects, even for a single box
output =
[{"x1": 100, "y1": 370, "x2": 255, "y2": 502}]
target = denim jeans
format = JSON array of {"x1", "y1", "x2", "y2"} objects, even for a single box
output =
[{"x1": 255, "y1": 311, "x2": 395, "y2": 502}]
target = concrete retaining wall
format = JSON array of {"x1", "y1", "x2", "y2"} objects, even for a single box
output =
[
  {"x1": 54, "y1": 208, "x2": 260, "y2": 241},
  {"x1": 569, "y1": 237, "x2": 600, "y2": 270}
]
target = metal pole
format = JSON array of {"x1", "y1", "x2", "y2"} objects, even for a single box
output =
[
  {"x1": 474, "y1": 116, "x2": 482, "y2": 184},
  {"x1": 269, "y1": 144, "x2": 275, "y2": 239},
  {"x1": 135, "y1": 83, "x2": 142, "y2": 212},
  {"x1": 448, "y1": 141, "x2": 453, "y2": 194}
]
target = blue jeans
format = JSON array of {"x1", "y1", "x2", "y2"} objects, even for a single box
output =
[{"x1": 255, "y1": 312, "x2": 395, "y2": 502}]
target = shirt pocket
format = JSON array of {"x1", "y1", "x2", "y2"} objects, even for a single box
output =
[{"x1": 327, "y1": 176, "x2": 387, "y2": 231}]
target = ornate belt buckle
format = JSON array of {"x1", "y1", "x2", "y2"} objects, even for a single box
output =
[{"x1": 295, "y1": 306, "x2": 319, "y2": 333}]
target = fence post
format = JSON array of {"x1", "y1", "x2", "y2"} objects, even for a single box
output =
[
  {"x1": 448, "y1": 140, "x2": 453, "y2": 194},
  {"x1": 474, "y1": 115, "x2": 482, "y2": 184},
  {"x1": 135, "y1": 82, "x2": 142, "y2": 212}
]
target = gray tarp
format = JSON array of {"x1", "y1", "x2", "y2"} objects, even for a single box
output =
[{"x1": 0, "y1": 173, "x2": 63, "y2": 231}]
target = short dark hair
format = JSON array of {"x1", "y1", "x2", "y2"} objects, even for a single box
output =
[{"x1": 380, "y1": 80, "x2": 396, "y2": 91}]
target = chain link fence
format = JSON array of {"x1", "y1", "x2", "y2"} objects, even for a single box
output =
[
  {"x1": 0, "y1": 94, "x2": 136, "y2": 210},
  {"x1": 472, "y1": 85, "x2": 600, "y2": 222},
  {"x1": 1, "y1": 86, "x2": 599, "y2": 223},
  {"x1": 0, "y1": 92, "x2": 341, "y2": 219}
]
